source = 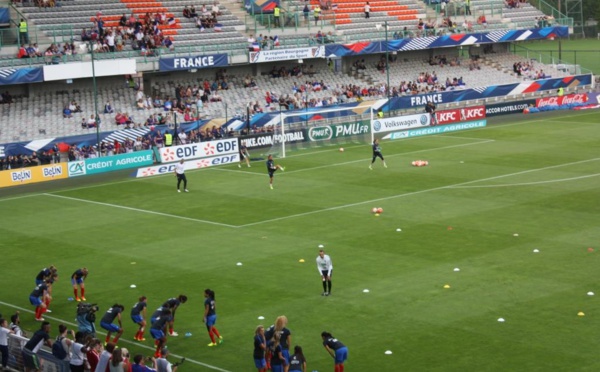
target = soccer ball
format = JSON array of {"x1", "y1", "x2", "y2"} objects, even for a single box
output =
[
  {"x1": 377, "y1": 207, "x2": 383, "y2": 214},
  {"x1": 371, "y1": 207, "x2": 378, "y2": 214},
  {"x1": 339, "y1": 148, "x2": 344, "y2": 152}
]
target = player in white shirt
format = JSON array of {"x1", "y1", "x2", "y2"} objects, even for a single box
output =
[
  {"x1": 316, "y1": 249, "x2": 333, "y2": 296},
  {"x1": 174, "y1": 159, "x2": 188, "y2": 193}
]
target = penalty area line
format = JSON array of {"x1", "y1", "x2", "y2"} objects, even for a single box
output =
[
  {"x1": 0, "y1": 300, "x2": 232, "y2": 372},
  {"x1": 239, "y1": 156, "x2": 600, "y2": 227},
  {"x1": 43, "y1": 193, "x2": 238, "y2": 228}
]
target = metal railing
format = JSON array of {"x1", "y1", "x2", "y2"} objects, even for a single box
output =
[
  {"x1": 430, "y1": 0, "x2": 503, "y2": 18},
  {"x1": 245, "y1": 9, "x2": 336, "y2": 34},
  {"x1": 528, "y1": 0, "x2": 574, "y2": 27},
  {"x1": 511, "y1": 43, "x2": 594, "y2": 75}
]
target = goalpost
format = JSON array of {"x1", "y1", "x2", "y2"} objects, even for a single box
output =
[{"x1": 265, "y1": 101, "x2": 382, "y2": 158}]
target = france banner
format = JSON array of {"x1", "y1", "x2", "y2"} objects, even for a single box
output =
[{"x1": 159, "y1": 53, "x2": 228, "y2": 71}]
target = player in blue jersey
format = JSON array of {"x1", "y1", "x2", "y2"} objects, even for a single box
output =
[
  {"x1": 288, "y1": 345, "x2": 307, "y2": 372},
  {"x1": 150, "y1": 308, "x2": 172, "y2": 358},
  {"x1": 265, "y1": 315, "x2": 291, "y2": 371},
  {"x1": 131, "y1": 296, "x2": 147, "y2": 341},
  {"x1": 268, "y1": 333, "x2": 287, "y2": 372},
  {"x1": 321, "y1": 332, "x2": 348, "y2": 372},
  {"x1": 162, "y1": 295, "x2": 187, "y2": 336},
  {"x1": 253, "y1": 325, "x2": 267, "y2": 372},
  {"x1": 266, "y1": 154, "x2": 285, "y2": 189},
  {"x1": 35, "y1": 266, "x2": 57, "y2": 285},
  {"x1": 71, "y1": 267, "x2": 88, "y2": 302},
  {"x1": 29, "y1": 280, "x2": 51, "y2": 321},
  {"x1": 369, "y1": 139, "x2": 387, "y2": 170},
  {"x1": 204, "y1": 289, "x2": 223, "y2": 347},
  {"x1": 100, "y1": 304, "x2": 124, "y2": 345}
]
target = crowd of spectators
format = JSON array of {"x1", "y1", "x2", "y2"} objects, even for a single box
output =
[
  {"x1": 182, "y1": 2, "x2": 222, "y2": 32},
  {"x1": 505, "y1": 0, "x2": 528, "y2": 9},
  {"x1": 513, "y1": 60, "x2": 547, "y2": 80},
  {"x1": 17, "y1": 42, "x2": 77, "y2": 63},
  {"x1": 80, "y1": 11, "x2": 174, "y2": 56},
  {"x1": 0, "y1": 151, "x2": 55, "y2": 169}
]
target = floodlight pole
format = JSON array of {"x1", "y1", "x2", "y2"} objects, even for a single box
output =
[
  {"x1": 385, "y1": 20, "x2": 390, "y2": 117},
  {"x1": 89, "y1": 41, "x2": 101, "y2": 157}
]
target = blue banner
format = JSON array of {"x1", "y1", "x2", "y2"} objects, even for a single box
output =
[
  {"x1": 0, "y1": 8, "x2": 9, "y2": 24},
  {"x1": 159, "y1": 54, "x2": 228, "y2": 71},
  {"x1": 0, "y1": 67, "x2": 44, "y2": 86},
  {"x1": 324, "y1": 27, "x2": 569, "y2": 57}
]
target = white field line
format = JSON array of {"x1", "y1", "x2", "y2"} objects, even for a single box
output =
[
  {"x1": 239, "y1": 157, "x2": 600, "y2": 227},
  {"x1": 0, "y1": 300, "x2": 232, "y2": 372},
  {"x1": 450, "y1": 173, "x2": 600, "y2": 188},
  {"x1": 42, "y1": 193, "x2": 238, "y2": 228}
]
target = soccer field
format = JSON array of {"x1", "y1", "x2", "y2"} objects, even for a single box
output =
[{"x1": 2, "y1": 110, "x2": 600, "y2": 371}]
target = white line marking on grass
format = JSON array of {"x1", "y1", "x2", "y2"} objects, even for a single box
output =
[
  {"x1": 450, "y1": 173, "x2": 600, "y2": 188},
  {"x1": 0, "y1": 301, "x2": 232, "y2": 372},
  {"x1": 43, "y1": 193, "x2": 238, "y2": 228},
  {"x1": 0, "y1": 194, "x2": 40, "y2": 203},
  {"x1": 239, "y1": 157, "x2": 600, "y2": 227},
  {"x1": 285, "y1": 140, "x2": 495, "y2": 174}
]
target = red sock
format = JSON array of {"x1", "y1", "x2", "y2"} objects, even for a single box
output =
[
  {"x1": 112, "y1": 336, "x2": 120, "y2": 344},
  {"x1": 340, "y1": 364, "x2": 344, "y2": 372},
  {"x1": 81, "y1": 288, "x2": 85, "y2": 298},
  {"x1": 35, "y1": 307, "x2": 42, "y2": 319},
  {"x1": 209, "y1": 332, "x2": 215, "y2": 343},
  {"x1": 137, "y1": 330, "x2": 143, "y2": 339},
  {"x1": 74, "y1": 289, "x2": 79, "y2": 298},
  {"x1": 105, "y1": 335, "x2": 110, "y2": 343},
  {"x1": 169, "y1": 326, "x2": 174, "y2": 335},
  {"x1": 212, "y1": 327, "x2": 221, "y2": 338}
]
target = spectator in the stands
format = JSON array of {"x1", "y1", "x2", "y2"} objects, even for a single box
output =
[
  {"x1": 63, "y1": 105, "x2": 72, "y2": 119},
  {"x1": 119, "y1": 14, "x2": 127, "y2": 27},
  {"x1": 69, "y1": 100, "x2": 82, "y2": 113},
  {"x1": 477, "y1": 14, "x2": 487, "y2": 27},
  {"x1": 104, "y1": 101, "x2": 114, "y2": 114},
  {"x1": 87, "y1": 115, "x2": 98, "y2": 128},
  {"x1": 17, "y1": 44, "x2": 28, "y2": 59}
]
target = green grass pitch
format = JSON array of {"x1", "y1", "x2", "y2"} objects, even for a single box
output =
[{"x1": 1, "y1": 110, "x2": 599, "y2": 371}]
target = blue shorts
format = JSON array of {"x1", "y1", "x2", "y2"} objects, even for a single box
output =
[
  {"x1": 254, "y1": 358, "x2": 266, "y2": 369},
  {"x1": 131, "y1": 315, "x2": 144, "y2": 324},
  {"x1": 281, "y1": 349, "x2": 290, "y2": 364},
  {"x1": 100, "y1": 322, "x2": 120, "y2": 333},
  {"x1": 150, "y1": 328, "x2": 165, "y2": 340},
  {"x1": 335, "y1": 347, "x2": 348, "y2": 364},
  {"x1": 271, "y1": 364, "x2": 284, "y2": 372},
  {"x1": 206, "y1": 314, "x2": 217, "y2": 327},
  {"x1": 71, "y1": 278, "x2": 84, "y2": 285},
  {"x1": 29, "y1": 296, "x2": 42, "y2": 306}
]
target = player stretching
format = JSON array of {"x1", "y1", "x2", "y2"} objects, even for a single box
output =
[
  {"x1": 150, "y1": 308, "x2": 172, "y2": 358},
  {"x1": 162, "y1": 295, "x2": 187, "y2": 336},
  {"x1": 131, "y1": 296, "x2": 148, "y2": 341},
  {"x1": 321, "y1": 332, "x2": 348, "y2": 372},
  {"x1": 29, "y1": 279, "x2": 51, "y2": 321},
  {"x1": 239, "y1": 144, "x2": 251, "y2": 168},
  {"x1": 266, "y1": 154, "x2": 285, "y2": 189},
  {"x1": 316, "y1": 249, "x2": 333, "y2": 296},
  {"x1": 204, "y1": 289, "x2": 223, "y2": 347},
  {"x1": 369, "y1": 139, "x2": 387, "y2": 169},
  {"x1": 100, "y1": 304, "x2": 125, "y2": 345},
  {"x1": 71, "y1": 267, "x2": 88, "y2": 302}
]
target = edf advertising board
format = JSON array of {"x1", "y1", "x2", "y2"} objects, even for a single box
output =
[{"x1": 158, "y1": 138, "x2": 238, "y2": 162}]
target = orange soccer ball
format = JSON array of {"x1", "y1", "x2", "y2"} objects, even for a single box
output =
[{"x1": 377, "y1": 207, "x2": 383, "y2": 214}]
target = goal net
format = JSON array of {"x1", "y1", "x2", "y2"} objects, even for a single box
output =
[{"x1": 265, "y1": 101, "x2": 379, "y2": 158}]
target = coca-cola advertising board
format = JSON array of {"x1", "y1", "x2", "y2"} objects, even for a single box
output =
[
  {"x1": 435, "y1": 106, "x2": 486, "y2": 125},
  {"x1": 535, "y1": 94, "x2": 588, "y2": 108}
]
